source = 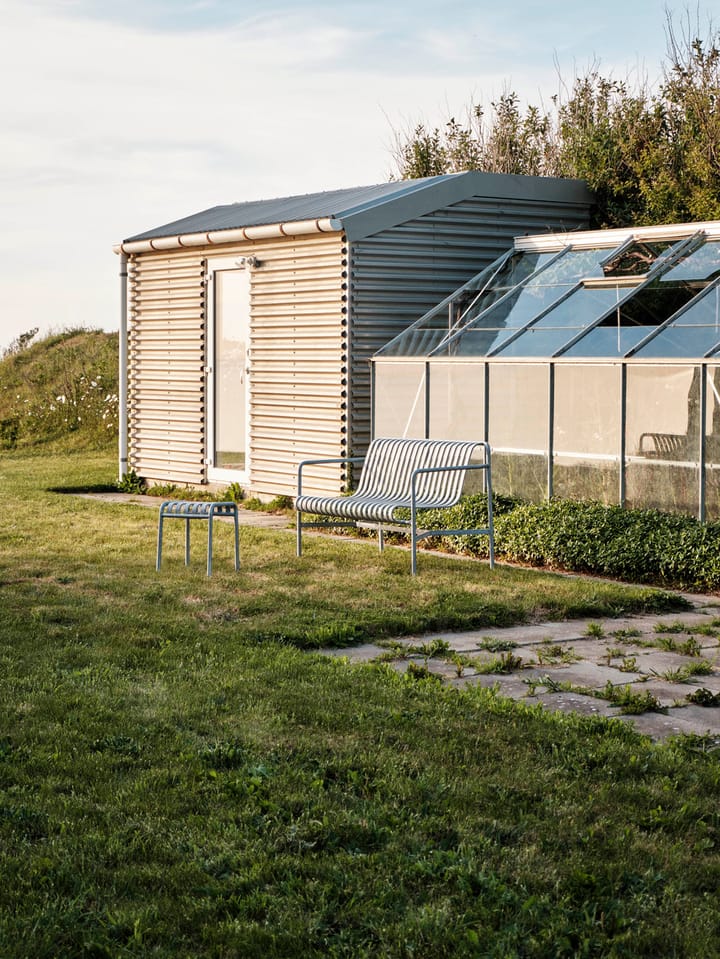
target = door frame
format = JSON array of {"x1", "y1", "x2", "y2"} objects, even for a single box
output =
[{"x1": 206, "y1": 255, "x2": 252, "y2": 485}]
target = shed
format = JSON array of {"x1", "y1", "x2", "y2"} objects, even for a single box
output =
[
  {"x1": 114, "y1": 172, "x2": 592, "y2": 497},
  {"x1": 372, "y1": 220, "x2": 720, "y2": 520}
]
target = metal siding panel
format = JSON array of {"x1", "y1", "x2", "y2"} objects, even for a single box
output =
[
  {"x1": 248, "y1": 233, "x2": 349, "y2": 497},
  {"x1": 348, "y1": 195, "x2": 590, "y2": 455},
  {"x1": 127, "y1": 250, "x2": 207, "y2": 484}
]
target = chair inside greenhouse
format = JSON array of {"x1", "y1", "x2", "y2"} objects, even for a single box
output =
[{"x1": 372, "y1": 223, "x2": 720, "y2": 521}]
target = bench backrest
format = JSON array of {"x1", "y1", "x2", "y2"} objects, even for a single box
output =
[{"x1": 354, "y1": 437, "x2": 483, "y2": 507}]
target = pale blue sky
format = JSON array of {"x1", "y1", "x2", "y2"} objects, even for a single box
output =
[{"x1": 0, "y1": 0, "x2": 708, "y2": 349}]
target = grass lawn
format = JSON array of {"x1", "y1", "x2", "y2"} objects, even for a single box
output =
[{"x1": 1, "y1": 451, "x2": 718, "y2": 958}]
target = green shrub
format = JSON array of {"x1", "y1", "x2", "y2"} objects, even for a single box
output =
[
  {"x1": 421, "y1": 495, "x2": 720, "y2": 591},
  {"x1": 117, "y1": 469, "x2": 146, "y2": 494}
]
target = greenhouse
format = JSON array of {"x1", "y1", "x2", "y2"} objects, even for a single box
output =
[{"x1": 371, "y1": 222, "x2": 720, "y2": 520}]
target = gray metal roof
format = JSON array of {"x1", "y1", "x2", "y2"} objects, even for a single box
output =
[
  {"x1": 124, "y1": 177, "x2": 447, "y2": 242},
  {"x1": 124, "y1": 172, "x2": 593, "y2": 244}
]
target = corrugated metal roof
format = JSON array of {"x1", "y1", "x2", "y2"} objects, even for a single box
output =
[
  {"x1": 124, "y1": 172, "x2": 593, "y2": 244},
  {"x1": 124, "y1": 177, "x2": 451, "y2": 242}
]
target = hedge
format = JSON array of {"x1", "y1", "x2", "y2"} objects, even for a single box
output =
[{"x1": 420, "y1": 495, "x2": 720, "y2": 593}]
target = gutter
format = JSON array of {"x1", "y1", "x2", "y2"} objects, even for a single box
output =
[
  {"x1": 113, "y1": 216, "x2": 343, "y2": 255},
  {"x1": 118, "y1": 252, "x2": 128, "y2": 481}
]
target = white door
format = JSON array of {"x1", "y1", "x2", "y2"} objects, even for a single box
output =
[{"x1": 207, "y1": 257, "x2": 251, "y2": 484}]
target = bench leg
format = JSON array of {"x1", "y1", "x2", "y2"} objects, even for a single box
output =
[
  {"x1": 156, "y1": 513, "x2": 164, "y2": 571},
  {"x1": 233, "y1": 511, "x2": 240, "y2": 571},
  {"x1": 296, "y1": 511, "x2": 303, "y2": 557},
  {"x1": 378, "y1": 527, "x2": 384, "y2": 552},
  {"x1": 185, "y1": 518, "x2": 191, "y2": 566},
  {"x1": 411, "y1": 503, "x2": 418, "y2": 576},
  {"x1": 207, "y1": 515, "x2": 213, "y2": 577}
]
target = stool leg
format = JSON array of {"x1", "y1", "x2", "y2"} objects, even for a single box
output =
[
  {"x1": 185, "y1": 518, "x2": 191, "y2": 566},
  {"x1": 156, "y1": 513, "x2": 164, "y2": 571}
]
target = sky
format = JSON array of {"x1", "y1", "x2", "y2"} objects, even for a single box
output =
[{"x1": 0, "y1": 0, "x2": 707, "y2": 353}]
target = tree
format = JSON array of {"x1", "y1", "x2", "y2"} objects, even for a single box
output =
[{"x1": 391, "y1": 11, "x2": 720, "y2": 228}]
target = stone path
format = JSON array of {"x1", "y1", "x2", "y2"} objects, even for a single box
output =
[
  {"x1": 75, "y1": 491, "x2": 290, "y2": 528},
  {"x1": 325, "y1": 597, "x2": 720, "y2": 742}
]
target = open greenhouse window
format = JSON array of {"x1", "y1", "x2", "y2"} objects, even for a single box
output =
[{"x1": 599, "y1": 237, "x2": 678, "y2": 278}]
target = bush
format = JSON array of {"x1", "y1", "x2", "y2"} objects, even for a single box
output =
[{"x1": 421, "y1": 495, "x2": 720, "y2": 592}]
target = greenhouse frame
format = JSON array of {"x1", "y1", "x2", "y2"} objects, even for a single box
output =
[{"x1": 371, "y1": 221, "x2": 720, "y2": 521}]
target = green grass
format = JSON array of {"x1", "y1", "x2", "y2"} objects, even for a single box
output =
[{"x1": 1, "y1": 451, "x2": 719, "y2": 958}]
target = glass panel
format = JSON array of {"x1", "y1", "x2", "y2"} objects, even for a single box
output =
[
  {"x1": 608, "y1": 281, "x2": 697, "y2": 328},
  {"x1": 635, "y1": 284, "x2": 720, "y2": 358},
  {"x1": 634, "y1": 326, "x2": 720, "y2": 358},
  {"x1": 498, "y1": 327, "x2": 582, "y2": 357},
  {"x1": 373, "y1": 362, "x2": 426, "y2": 438},
  {"x1": 553, "y1": 365, "x2": 621, "y2": 504},
  {"x1": 660, "y1": 239, "x2": 720, "y2": 283},
  {"x1": 428, "y1": 362, "x2": 485, "y2": 441},
  {"x1": 625, "y1": 365, "x2": 700, "y2": 516},
  {"x1": 379, "y1": 327, "x2": 449, "y2": 358},
  {"x1": 488, "y1": 364, "x2": 548, "y2": 499},
  {"x1": 669, "y1": 284, "x2": 720, "y2": 326},
  {"x1": 214, "y1": 269, "x2": 249, "y2": 471},
  {"x1": 435, "y1": 248, "x2": 610, "y2": 358},
  {"x1": 530, "y1": 285, "x2": 625, "y2": 328},
  {"x1": 705, "y1": 365, "x2": 720, "y2": 520},
  {"x1": 452, "y1": 249, "x2": 557, "y2": 326},
  {"x1": 563, "y1": 326, "x2": 651, "y2": 357}
]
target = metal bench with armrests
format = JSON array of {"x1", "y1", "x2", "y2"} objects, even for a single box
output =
[{"x1": 295, "y1": 437, "x2": 495, "y2": 575}]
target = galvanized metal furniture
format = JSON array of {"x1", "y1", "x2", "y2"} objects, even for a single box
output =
[
  {"x1": 295, "y1": 437, "x2": 495, "y2": 575},
  {"x1": 156, "y1": 500, "x2": 240, "y2": 576}
]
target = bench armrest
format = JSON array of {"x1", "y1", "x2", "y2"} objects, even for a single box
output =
[{"x1": 297, "y1": 454, "x2": 365, "y2": 496}]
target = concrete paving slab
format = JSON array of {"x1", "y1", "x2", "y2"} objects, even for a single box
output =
[
  {"x1": 529, "y1": 638, "x2": 615, "y2": 663},
  {"x1": 535, "y1": 691, "x2": 619, "y2": 720},
  {"x1": 451, "y1": 673, "x2": 535, "y2": 702},
  {"x1": 323, "y1": 643, "x2": 385, "y2": 662},
  {"x1": 528, "y1": 660, "x2": 644, "y2": 689},
  {"x1": 678, "y1": 675, "x2": 720, "y2": 694},
  {"x1": 634, "y1": 648, "x2": 719, "y2": 674},
  {"x1": 632, "y1": 678, "x2": 698, "y2": 708},
  {"x1": 616, "y1": 708, "x2": 720, "y2": 741}
]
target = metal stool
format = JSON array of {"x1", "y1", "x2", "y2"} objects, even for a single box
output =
[{"x1": 156, "y1": 501, "x2": 240, "y2": 576}]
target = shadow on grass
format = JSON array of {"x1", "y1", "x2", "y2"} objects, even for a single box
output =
[{"x1": 48, "y1": 483, "x2": 119, "y2": 494}]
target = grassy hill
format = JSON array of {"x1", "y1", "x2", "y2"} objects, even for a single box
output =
[{"x1": 0, "y1": 328, "x2": 118, "y2": 451}]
